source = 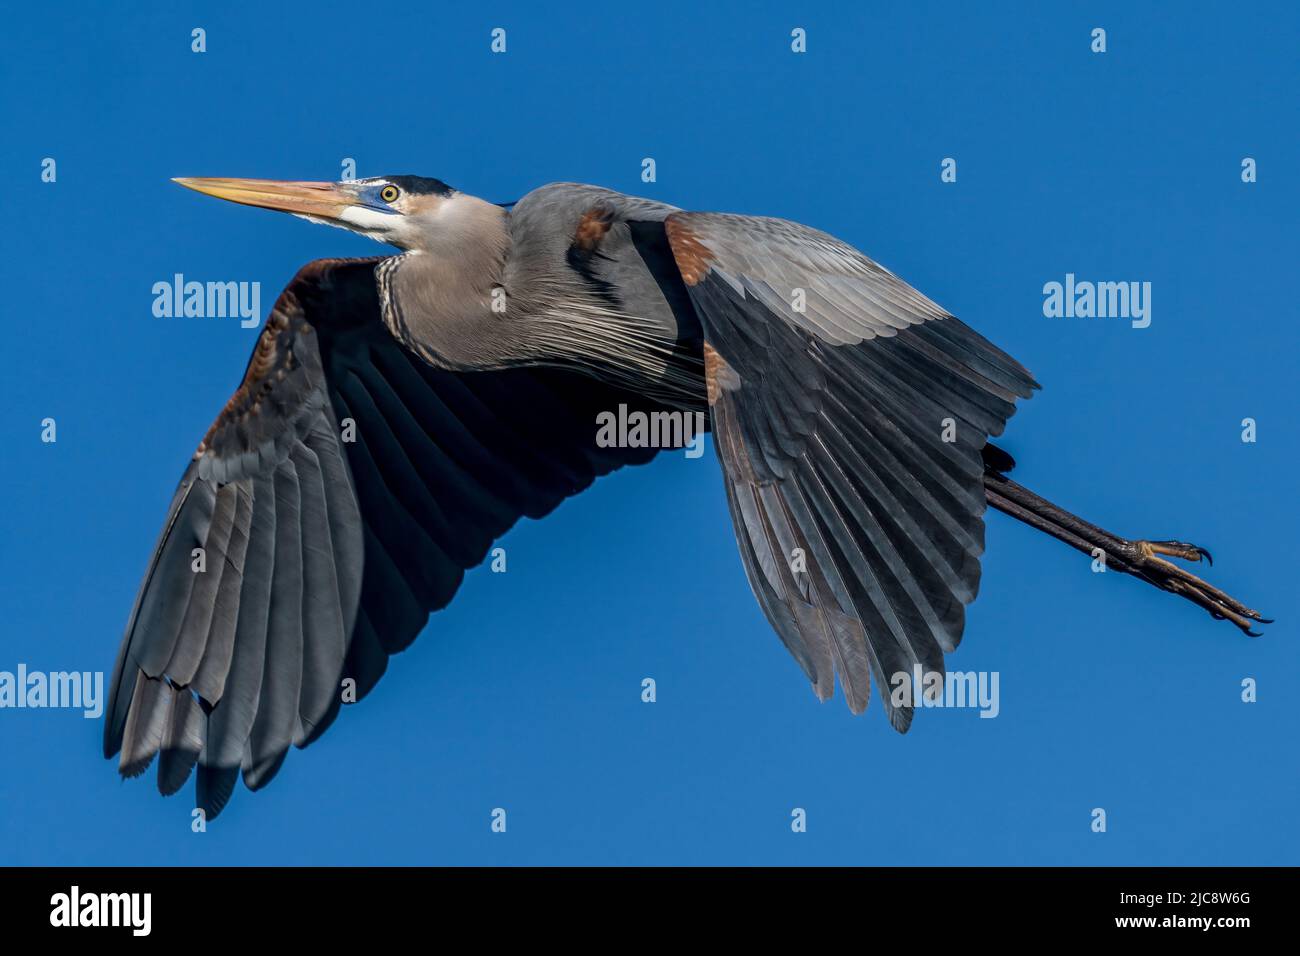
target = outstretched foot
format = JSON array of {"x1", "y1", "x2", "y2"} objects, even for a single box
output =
[
  {"x1": 1117, "y1": 538, "x2": 1270, "y2": 636},
  {"x1": 983, "y1": 472, "x2": 1272, "y2": 637}
]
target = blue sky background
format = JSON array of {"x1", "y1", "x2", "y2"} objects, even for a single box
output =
[{"x1": 0, "y1": 1, "x2": 1295, "y2": 865}]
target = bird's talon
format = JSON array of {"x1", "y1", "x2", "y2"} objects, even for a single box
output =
[
  {"x1": 1137, "y1": 539, "x2": 1211, "y2": 564},
  {"x1": 1122, "y1": 536, "x2": 1270, "y2": 635}
]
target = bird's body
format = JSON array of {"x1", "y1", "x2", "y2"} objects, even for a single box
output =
[
  {"x1": 105, "y1": 176, "x2": 1269, "y2": 817},
  {"x1": 379, "y1": 183, "x2": 705, "y2": 406}
]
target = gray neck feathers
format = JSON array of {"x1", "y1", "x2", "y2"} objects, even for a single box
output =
[{"x1": 377, "y1": 195, "x2": 522, "y2": 371}]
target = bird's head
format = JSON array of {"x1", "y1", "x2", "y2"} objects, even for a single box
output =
[{"x1": 172, "y1": 175, "x2": 501, "y2": 253}]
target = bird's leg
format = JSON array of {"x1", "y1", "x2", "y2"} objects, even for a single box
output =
[{"x1": 983, "y1": 469, "x2": 1271, "y2": 636}]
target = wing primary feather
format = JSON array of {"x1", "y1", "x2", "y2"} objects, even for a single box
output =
[
  {"x1": 157, "y1": 688, "x2": 205, "y2": 795},
  {"x1": 118, "y1": 673, "x2": 174, "y2": 778},
  {"x1": 204, "y1": 473, "x2": 277, "y2": 775},
  {"x1": 167, "y1": 482, "x2": 240, "y2": 685},
  {"x1": 244, "y1": 460, "x2": 305, "y2": 791},
  {"x1": 191, "y1": 482, "x2": 254, "y2": 703},
  {"x1": 290, "y1": 441, "x2": 347, "y2": 743}
]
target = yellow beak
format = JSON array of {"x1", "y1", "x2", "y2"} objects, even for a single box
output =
[{"x1": 171, "y1": 177, "x2": 361, "y2": 219}]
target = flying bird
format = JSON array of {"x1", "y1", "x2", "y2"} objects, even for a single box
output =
[{"x1": 106, "y1": 176, "x2": 1269, "y2": 817}]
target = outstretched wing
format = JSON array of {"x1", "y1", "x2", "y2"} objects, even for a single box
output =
[
  {"x1": 105, "y1": 257, "x2": 667, "y2": 816},
  {"x1": 664, "y1": 212, "x2": 1039, "y2": 730}
]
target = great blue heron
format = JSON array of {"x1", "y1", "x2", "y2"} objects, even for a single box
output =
[{"x1": 105, "y1": 176, "x2": 1269, "y2": 817}]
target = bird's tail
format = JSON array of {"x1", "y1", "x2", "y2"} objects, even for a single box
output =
[{"x1": 980, "y1": 443, "x2": 1270, "y2": 635}]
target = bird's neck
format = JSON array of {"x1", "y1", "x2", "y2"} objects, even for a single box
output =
[{"x1": 377, "y1": 197, "x2": 527, "y2": 370}]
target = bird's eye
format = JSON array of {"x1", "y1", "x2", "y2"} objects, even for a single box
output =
[{"x1": 380, "y1": 185, "x2": 400, "y2": 203}]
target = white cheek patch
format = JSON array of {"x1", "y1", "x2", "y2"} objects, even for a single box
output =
[
  {"x1": 339, "y1": 205, "x2": 402, "y2": 232},
  {"x1": 334, "y1": 205, "x2": 417, "y2": 246}
]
